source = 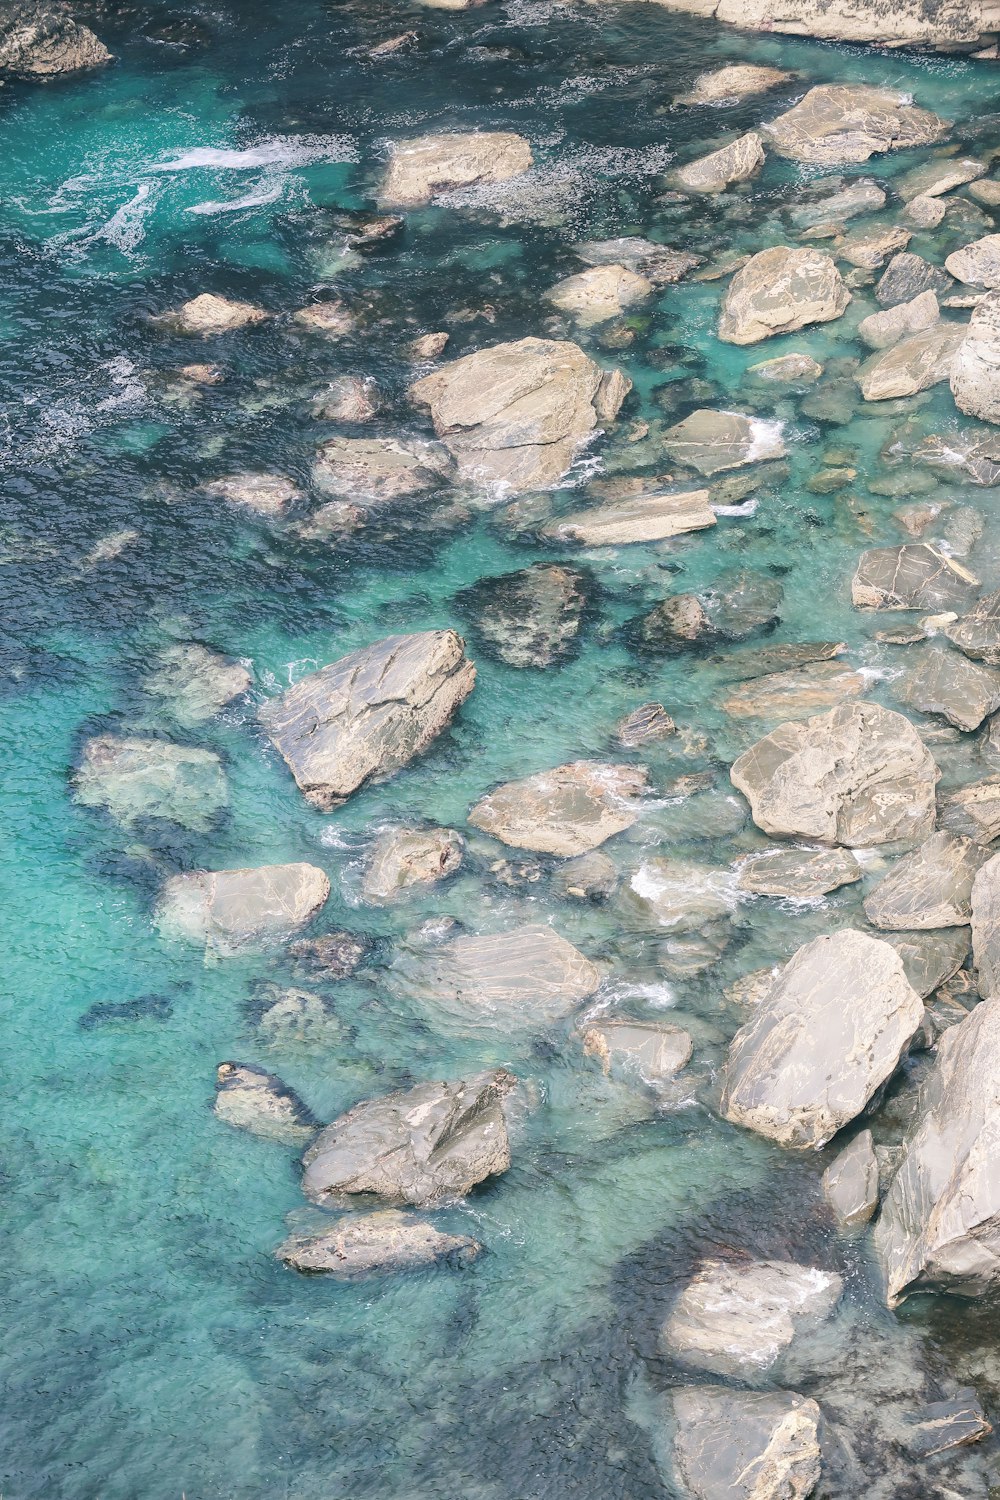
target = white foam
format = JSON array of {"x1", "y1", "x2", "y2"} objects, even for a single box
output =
[
  {"x1": 746, "y1": 416, "x2": 786, "y2": 462},
  {"x1": 186, "y1": 183, "x2": 285, "y2": 215},
  {"x1": 153, "y1": 135, "x2": 357, "y2": 173},
  {"x1": 713, "y1": 498, "x2": 759, "y2": 518}
]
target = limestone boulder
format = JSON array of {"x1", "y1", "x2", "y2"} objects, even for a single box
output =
[
  {"x1": 946, "y1": 589, "x2": 1000, "y2": 662},
  {"x1": 730, "y1": 701, "x2": 939, "y2": 848},
  {"x1": 74, "y1": 735, "x2": 227, "y2": 832},
  {"x1": 718, "y1": 246, "x2": 850, "y2": 345},
  {"x1": 401, "y1": 925, "x2": 601, "y2": 1025},
  {"x1": 864, "y1": 832, "x2": 985, "y2": 930},
  {"x1": 668, "y1": 1387, "x2": 822, "y2": 1500},
  {"x1": 277, "y1": 1210, "x2": 482, "y2": 1276},
  {"x1": 456, "y1": 562, "x2": 588, "y2": 668},
  {"x1": 972, "y1": 852, "x2": 1000, "y2": 996},
  {"x1": 721, "y1": 929, "x2": 924, "y2": 1147},
  {"x1": 302, "y1": 1070, "x2": 517, "y2": 1207},
  {"x1": 362, "y1": 826, "x2": 464, "y2": 903},
  {"x1": 157, "y1": 293, "x2": 268, "y2": 336},
  {"x1": 156, "y1": 862, "x2": 330, "y2": 955},
  {"x1": 469, "y1": 760, "x2": 648, "y2": 856},
  {"x1": 856, "y1": 324, "x2": 965, "y2": 400},
  {"x1": 737, "y1": 846, "x2": 862, "y2": 899},
  {"x1": 851, "y1": 543, "x2": 978, "y2": 611},
  {"x1": 951, "y1": 291, "x2": 1000, "y2": 423},
  {"x1": 260, "y1": 630, "x2": 475, "y2": 811},
  {"x1": 144, "y1": 642, "x2": 251, "y2": 725},
  {"x1": 946, "y1": 234, "x2": 1000, "y2": 288},
  {"x1": 663, "y1": 409, "x2": 785, "y2": 475},
  {"x1": 875, "y1": 999, "x2": 1000, "y2": 1304},
  {"x1": 581, "y1": 1019, "x2": 692, "y2": 1084},
  {"x1": 721, "y1": 661, "x2": 866, "y2": 721},
  {"x1": 764, "y1": 85, "x2": 946, "y2": 166},
  {"x1": 677, "y1": 63, "x2": 792, "y2": 106},
  {"x1": 822, "y1": 1129, "x2": 880, "y2": 1229},
  {"x1": 0, "y1": 4, "x2": 110, "y2": 77},
  {"x1": 545, "y1": 264, "x2": 653, "y2": 326},
  {"x1": 214, "y1": 1062, "x2": 315, "y2": 1146},
  {"x1": 649, "y1": 0, "x2": 1000, "y2": 52},
  {"x1": 675, "y1": 132, "x2": 765, "y2": 193},
  {"x1": 410, "y1": 337, "x2": 629, "y2": 493},
  {"x1": 857, "y1": 290, "x2": 939, "y2": 350},
  {"x1": 312, "y1": 435, "x2": 454, "y2": 505},
  {"x1": 839, "y1": 224, "x2": 911, "y2": 271},
  {"x1": 544, "y1": 488, "x2": 715, "y2": 546},
  {"x1": 380, "y1": 132, "x2": 533, "y2": 207},
  {"x1": 897, "y1": 647, "x2": 1000, "y2": 731},
  {"x1": 875, "y1": 252, "x2": 953, "y2": 308}
]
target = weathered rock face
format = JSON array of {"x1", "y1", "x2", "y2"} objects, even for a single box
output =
[
  {"x1": 456, "y1": 563, "x2": 588, "y2": 669},
  {"x1": 544, "y1": 488, "x2": 715, "y2": 546},
  {"x1": 277, "y1": 1210, "x2": 482, "y2": 1276},
  {"x1": 293, "y1": 300, "x2": 355, "y2": 336},
  {"x1": 313, "y1": 375, "x2": 380, "y2": 422},
  {"x1": 677, "y1": 62, "x2": 792, "y2": 106},
  {"x1": 0, "y1": 4, "x2": 111, "y2": 78},
  {"x1": 941, "y1": 776, "x2": 1000, "y2": 844},
  {"x1": 721, "y1": 661, "x2": 865, "y2": 721},
  {"x1": 718, "y1": 246, "x2": 850, "y2": 345},
  {"x1": 898, "y1": 648, "x2": 1000, "y2": 731},
  {"x1": 856, "y1": 325, "x2": 965, "y2": 400},
  {"x1": 663, "y1": 1258, "x2": 843, "y2": 1376},
  {"x1": 858, "y1": 290, "x2": 939, "y2": 350},
  {"x1": 675, "y1": 131, "x2": 765, "y2": 193},
  {"x1": 946, "y1": 234, "x2": 1000, "y2": 288},
  {"x1": 864, "y1": 833, "x2": 985, "y2": 930},
  {"x1": 410, "y1": 338, "x2": 628, "y2": 493},
  {"x1": 889, "y1": 927, "x2": 971, "y2": 1000},
  {"x1": 301, "y1": 1070, "x2": 516, "y2": 1206},
  {"x1": 737, "y1": 846, "x2": 862, "y2": 899},
  {"x1": 730, "y1": 701, "x2": 939, "y2": 848},
  {"x1": 851, "y1": 543, "x2": 978, "y2": 611},
  {"x1": 876, "y1": 252, "x2": 953, "y2": 308},
  {"x1": 972, "y1": 852, "x2": 1000, "y2": 997},
  {"x1": 312, "y1": 435, "x2": 454, "y2": 504},
  {"x1": 144, "y1": 642, "x2": 251, "y2": 725},
  {"x1": 380, "y1": 131, "x2": 533, "y2": 207},
  {"x1": 574, "y1": 237, "x2": 701, "y2": 284},
  {"x1": 764, "y1": 84, "x2": 946, "y2": 164},
  {"x1": 582, "y1": 1019, "x2": 692, "y2": 1083},
  {"x1": 403, "y1": 925, "x2": 601, "y2": 1025},
  {"x1": 663, "y1": 409, "x2": 786, "y2": 475},
  {"x1": 157, "y1": 293, "x2": 268, "y2": 336},
  {"x1": 952, "y1": 291, "x2": 1000, "y2": 423},
  {"x1": 669, "y1": 1387, "x2": 822, "y2": 1500},
  {"x1": 214, "y1": 1062, "x2": 315, "y2": 1146},
  {"x1": 822, "y1": 1129, "x2": 880, "y2": 1229},
  {"x1": 790, "y1": 179, "x2": 885, "y2": 228},
  {"x1": 648, "y1": 0, "x2": 1000, "y2": 52},
  {"x1": 617, "y1": 701, "x2": 676, "y2": 746},
  {"x1": 721, "y1": 930, "x2": 924, "y2": 1147},
  {"x1": 469, "y1": 760, "x2": 647, "y2": 857},
  {"x1": 362, "y1": 826, "x2": 464, "y2": 904},
  {"x1": 203, "y1": 473, "x2": 302, "y2": 518},
  {"x1": 636, "y1": 571, "x2": 783, "y2": 651},
  {"x1": 749, "y1": 352, "x2": 823, "y2": 382},
  {"x1": 875, "y1": 1000, "x2": 1000, "y2": 1305},
  {"x1": 545, "y1": 264, "x2": 653, "y2": 325},
  {"x1": 839, "y1": 223, "x2": 912, "y2": 271},
  {"x1": 156, "y1": 863, "x2": 330, "y2": 955},
  {"x1": 947, "y1": 589, "x2": 1000, "y2": 662},
  {"x1": 74, "y1": 735, "x2": 227, "y2": 832},
  {"x1": 260, "y1": 631, "x2": 476, "y2": 811}
]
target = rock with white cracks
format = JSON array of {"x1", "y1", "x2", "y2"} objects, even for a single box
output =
[
  {"x1": 856, "y1": 324, "x2": 965, "y2": 401},
  {"x1": 736, "y1": 846, "x2": 862, "y2": 899},
  {"x1": 277, "y1": 1210, "x2": 483, "y2": 1276},
  {"x1": 674, "y1": 132, "x2": 765, "y2": 193},
  {"x1": 718, "y1": 246, "x2": 850, "y2": 345},
  {"x1": 864, "y1": 832, "x2": 985, "y2": 931},
  {"x1": 668, "y1": 1386, "x2": 822, "y2": 1500},
  {"x1": 545, "y1": 264, "x2": 653, "y2": 326},
  {"x1": 852, "y1": 544, "x2": 978, "y2": 611},
  {"x1": 897, "y1": 647, "x2": 1000, "y2": 731},
  {"x1": 74, "y1": 735, "x2": 227, "y2": 832},
  {"x1": 544, "y1": 488, "x2": 715, "y2": 546},
  {"x1": 362, "y1": 826, "x2": 464, "y2": 903},
  {"x1": 972, "y1": 852, "x2": 1000, "y2": 997},
  {"x1": 946, "y1": 234, "x2": 1000, "y2": 289},
  {"x1": 214, "y1": 1062, "x2": 316, "y2": 1146},
  {"x1": 469, "y1": 761, "x2": 648, "y2": 857},
  {"x1": 947, "y1": 589, "x2": 1000, "y2": 663},
  {"x1": 380, "y1": 132, "x2": 533, "y2": 207},
  {"x1": 582, "y1": 1019, "x2": 692, "y2": 1084},
  {"x1": 156, "y1": 862, "x2": 330, "y2": 955}
]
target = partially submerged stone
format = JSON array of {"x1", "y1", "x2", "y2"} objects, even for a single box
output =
[
  {"x1": 663, "y1": 1258, "x2": 843, "y2": 1376},
  {"x1": 617, "y1": 702, "x2": 676, "y2": 746},
  {"x1": 203, "y1": 472, "x2": 301, "y2": 517},
  {"x1": 888, "y1": 927, "x2": 971, "y2": 1000},
  {"x1": 946, "y1": 233, "x2": 1000, "y2": 288},
  {"x1": 876, "y1": 253, "x2": 953, "y2": 309},
  {"x1": 721, "y1": 929, "x2": 923, "y2": 1147},
  {"x1": 839, "y1": 224, "x2": 911, "y2": 271},
  {"x1": 875, "y1": 999, "x2": 1000, "y2": 1304},
  {"x1": 790, "y1": 179, "x2": 885, "y2": 228},
  {"x1": 545, "y1": 264, "x2": 653, "y2": 326},
  {"x1": 312, "y1": 435, "x2": 454, "y2": 505},
  {"x1": 574, "y1": 237, "x2": 701, "y2": 284},
  {"x1": 737, "y1": 846, "x2": 862, "y2": 899},
  {"x1": 864, "y1": 832, "x2": 985, "y2": 930},
  {"x1": 313, "y1": 375, "x2": 380, "y2": 422},
  {"x1": 214, "y1": 1062, "x2": 315, "y2": 1146},
  {"x1": 260, "y1": 631, "x2": 476, "y2": 811},
  {"x1": 628, "y1": 856, "x2": 734, "y2": 929},
  {"x1": 718, "y1": 246, "x2": 850, "y2": 345},
  {"x1": 362, "y1": 826, "x2": 464, "y2": 903},
  {"x1": 156, "y1": 862, "x2": 330, "y2": 955},
  {"x1": 457, "y1": 563, "x2": 588, "y2": 669},
  {"x1": 952, "y1": 291, "x2": 1000, "y2": 423},
  {"x1": 277, "y1": 1211, "x2": 482, "y2": 1276},
  {"x1": 899, "y1": 1392, "x2": 992, "y2": 1459},
  {"x1": 899, "y1": 157, "x2": 985, "y2": 202},
  {"x1": 721, "y1": 661, "x2": 865, "y2": 720},
  {"x1": 158, "y1": 293, "x2": 268, "y2": 336},
  {"x1": 674, "y1": 132, "x2": 765, "y2": 194},
  {"x1": 662, "y1": 409, "x2": 785, "y2": 475},
  {"x1": 851, "y1": 544, "x2": 978, "y2": 611},
  {"x1": 380, "y1": 131, "x2": 533, "y2": 207},
  {"x1": 731, "y1": 701, "x2": 938, "y2": 847},
  {"x1": 289, "y1": 930, "x2": 368, "y2": 980},
  {"x1": 669, "y1": 1387, "x2": 822, "y2": 1500},
  {"x1": 469, "y1": 761, "x2": 647, "y2": 857},
  {"x1": 748, "y1": 352, "x2": 823, "y2": 382},
  {"x1": 582, "y1": 1019, "x2": 692, "y2": 1084},
  {"x1": 822, "y1": 1129, "x2": 879, "y2": 1229},
  {"x1": 544, "y1": 488, "x2": 715, "y2": 546},
  {"x1": 897, "y1": 648, "x2": 1000, "y2": 731},
  {"x1": 763, "y1": 85, "x2": 947, "y2": 166},
  {"x1": 144, "y1": 642, "x2": 251, "y2": 726},
  {"x1": 302, "y1": 1070, "x2": 516, "y2": 1206},
  {"x1": 677, "y1": 63, "x2": 792, "y2": 106},
  {"x1": 75, "y1": 735, "x2": 227, "y2": 832},
  {"x1": 857, "y1": 290, "x2": 939, "y2": 350},
  {"x1": 637, "y1": 571, "x2": 783, "y2": 651},
  {"x1": 410, "y1": 925, "x2": 601, "y2": 1024},
  {"x1": 293, "y1": 300, "x2": 356, "y2": 336},
  {"x1": 856, "y1": 324, "x2": 964, "y2": 400},
  {"x1": 0, "y1": 3, "x2": 111, "y2": 77}
]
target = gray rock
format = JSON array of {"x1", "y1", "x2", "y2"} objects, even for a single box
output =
[
  {"x1": 301, "y1": 1069, "x2": 517, "y2": 1206},
  {"x1": 545, "y1": 264, "x2": 653, "y2": 326},
  {"x1": 260, "y1": 630, "x2": 476, "y2": 811},
  {"x1": 677, "y1": 62, "x2": 792, "y2": 106},
  {"x1": 662, "y1": 409, "x2": 786, "y2": 475},
  {"x1": 669, "y1": 1386, "x2": 822, "y2": 1500},
  {"x1": 289, "y1": 930, "x2": 368, "y2": 980},
  {"x1": 712, "y1": 641, "x2": 848, "y2": 680},
  {"x1": 876, "y1": 253, "x2": 954, "y2": 309},
  {"x1": 886, "y1": 927, "x2": 971, "y2": 999},
  {"x1": 380, "y1": 131, "x2": 533, "y2": 207},
  {"x1": 312, "y1": 375, "x2": 380, "y2": 422},
  {"x1": 156, "y1": 862, "x2": 330, "y2": 955},
  {"x1": 952, "y1": 291, "x2": 1000, "y2": 423},
  {"x1": 940, "y1": 776, "x2": 1000, "y2": 842},
  {"x1": 737, "y1": 846, "x2": 862, "y2": 899},
  {"x1": 574, "y1": 237, "x2": 701, "y2": 284},
  {"x1": 790, "y1": 179, "x2": 885, "y2": 228},
  {"x1": 875, "y1": 998, "x2": 1000, "y2": 1303},
  {"x1": 74, "y1": 735, "x2": 227, "y2": 832},
  {"x1": 823, "y1": 1129, "x2": 880, "y2": 1228},
  {"x1": 277, "y1": 1210, "x2": 482, "y2": 1276},
  {"x1": 899, "y1": 157, "x2": 985, "y2": 201},
  {"x1": 636, "y1": 571, "x2": 783, "y2": 650},
  {"x1": 554, "y1": 850, "x2": 619, "y2": 901},
  {"x1": 764, "y1": 84, "x2": 946, "y2": 166},
  {"x1": 203, "y1": 472, "x2": 302, "y2": 518},
  {"x1": 972, "y1": 851, "x2": 1000, "y2": 996},
  {"x1": 904, "y1": 192, "x2": 946, "y2": 227},
  {"x1": 721, "y1": 929, "x2": 924, "y2": 1148},
  {"x1": 718, "y1": 246, "x2": 850, "y2": 344},
  {"x1": 731, "y1": 701, "x2": 939, "y2": 847},
  {"x1": 617, "y1": 702, "x2": 676, "y2": 746},
  {"x1": 143, "y1": 642, "x2": 251, "y2": 726},
  {"x1": 0, "y1": 3, "x2": 110, "y2": 77},
  {"x1": 663, "y1": 1257, "x2": 843, "y2": 1376},
  {"x1": 839, "y1": 224, "x2": 912, "y2": 271},
  {"x1": 156, "y1": 293, "x2": 268, "y2": 336},
  {"x1": 647, "y1": 0, "x2": 1000, "y2": 52},
  {"x1": 293, "y1": 300, "x2": 356, "y2": 337},
  {"x1": 214, "y1": 1061, "x2": 315, "y2": 1146},
  {"x1": 410, "y1": 337, "x2": 629, "y2": 493},
  {"x1": 469, "y1": 760, "x2": 648, "y2": 857},
  {"x1": 675, "y1": 132, "x2": 766, "y2": 193},
  {"x1": 864, "y1": 832, "x2": 985, "y2": 930},
  {"x1": 946, "y1": 233, "x2": 1000, "y2": 288},
  {"x1": 897, "y1": 647, "x2": 1000, "y2": 731},
  {"x1": 254, "y1": 986, "x2": 347, "y2": 1047},
  {"x1": 748, "y1": 352, "x2": 823, "y2": 382},
  {"x1": 311, "y1": 435, "x2": 455, "y2": 505},
  {"x1": 582, "y1": 1019, "x2": 692, "y2": 1083},
  {"x1": 851, "y1": 543, "x2": 978, "y2": 610},
  {"x1": 721, "y1": 661, "x2": 866, "y2": 721},
  {"x1": 628, "y1": 856, "x2": 735, "y2": 930},
  {"x1": 544, "y1": 487, "x2": 715, "y2": 546},
  {"x1": 856, "y1": 324, "x2": 965, "y2": 400},
  {"x1": 403, "y1": 925, "x2": 601, "y2": 1025},
  {"x1": 362, "y1": 826, "x2": 464, "y2": 903},
  {"x1": 457, "y1": 562, "x2": 588, "y2": 669},
  {"x1": 899, "y1": 1391, "x2": 992, "y2": 1458}
]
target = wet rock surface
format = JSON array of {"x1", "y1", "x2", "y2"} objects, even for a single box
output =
[
  {"x1": 214, "y1": 1062, "x2": 316, "y2": 1146},
  {"x1": 362, "y1": 825, "x2": 464, "y2": 903},
  {"x1": 469, "y1": 760, "x2": 648, "y2": 856},
  {"x1": 398, "y1": 925, "x2": 602, "y2": 1025},
  {"x1": 380, "y1": 131, "x2": 533, "y2": 206},
  {"x1": 863, "y1": 832, "x2": 986, "y2": 929},
  {"x1": 277, "y1": 1211, "x2": 483, "y2": 1276},
  {"x1": 74, "y1": 734, "x2": 227, "y2": 831},
  {"x1": 456, "y1": 562, "x2": 589, "y2": 668},
  {"x1": 156, "y1": 862, "x2": 330, "y2": 955},
  {"x1": 718, "y1": 245, "x2": 851, "y2": 344}
]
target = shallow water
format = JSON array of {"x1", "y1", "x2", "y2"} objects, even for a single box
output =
[{"x1": 5, "y1": 3, "x2": 1000, "y2": 1496}]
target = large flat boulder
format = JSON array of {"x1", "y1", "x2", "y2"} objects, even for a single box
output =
[
  {"x1": 721, "y1": 661, "x2": 865, "y2": 720},
  {"x1": 410, "y1": 338, "x2": 629, "y2": 493},
  {"x1": 875, "y1": 1000, "x2": 1000, "y2": 1305},
  {"x1": 302, "y1": 1070, "x2": 517, "y2": 1206},
  {"x1": 669, "y1": 1387, "x2": 822, "y2": 1500},
  {"x1": 380, "y1": 132, "x2": 533, "y2": 207},
  {"x1": 737, "y1": 846, "x2": 862, "y2": 898},
  {"x1": 468, "y1": 760, "x2": 648, "y2": 856},
  {"x1": 0, "y1": 3, "x2": 110, "y2": 77},
  {"x1": 543, "y1": 488, "x2": 715, "y2": 546},
  {"x1": 545, "y1": 264, "x2": 653, "y2": 325},
  {"x1": 897, "y1": 647, "x2": 1000, "y2": 731},
  {"x1": 763, "y1": 84, "x2": 947, "y2": 165},
  {"x1": 260, "y1": 631, "x2": 475, "y2": 811},
  {"x1": 277, "y1": 1210, "x2": 482, "y2": 1276},
  {"x1": 156, "y1": 862, "x2": 330, "y2": 955},
  {"x1": 721, "y1": 930, "x2": 923, "y2": 1147},
  {"x1": 851, "y1": 543, "x2": 978, "y2": 610},
  {"x1": 952, "y1": 290, "x2": 1000, "y2": 423},
  {"x1": 662, "y1": 409, "x2": 786, "y2": 475},
  {"x1": 650, "y1": 0, "x2": 1000, "y2": 52},
  {"x1": 730, "y1": 701, "x2": 939, "y2": 848},
  {"x1": 402, "y1": 925, "x2": 601, "y2": 1025},
  {"x1": 74, "y1": 735, "x2": 227, "y2": 832},
  {"x1": 456, "y1": 563, "x2": 588, "y2": 668},
  {"x1": 311, "y1": 435, "x2": 454, "y2": 504},
  {"x1": 718, "y1": 246, "x2": 850, "y2": 344},
  {"x1": 856, "y1": 324, "x2": 965, "y2": 400},
  {"x1": 863, "y1": 832, "x2": 985, "y2": 930},
  {"x1": 674, "y1": 131, "x2": 765, "y2": 193}
]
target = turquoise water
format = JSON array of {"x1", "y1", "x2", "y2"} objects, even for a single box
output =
[{"x1": 5, "y1": 3, "x2": 1000, "y2": 1496}]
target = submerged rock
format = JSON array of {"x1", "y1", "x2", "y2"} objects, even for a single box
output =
[
  {"x1": 379, "y1": 131, "x2": 533, "y2": 207},
  {"x1": 581, "y1": 1019, "x2": 691, "y2": 1083},
  {"x1": 897, "y1": 647, "x2": 1000, "y2": 731},
  {"x1": 952, "y1": 290, "x2": 1000, "y2": 423},
  {"x1": 677, "y1": 62, "x2": 792, "y2": 106},
  {"x1": 627, "y1": 856, "x2": 734, "y2": 929},
  {"x1": 675, "y1": 131, "x2": 765, "y2": 193},
  {"x1": 214, "y1": 1062, "x2": 315, "y2": 1146},
  {"x1": 748, "y1": 351, "x2": 823, "y2": 382},
  {"x1": 312, "y1": 374, "x2": 380, "y2": 422},
  {"x1": 143, "y1": 643, "x2": 251, "y2": 725},
  {"x1": 544, "y1": 488, "x2": 714, "y2": 546},
  {"x1": 822, "y1": 1129, "x2": 880, "y2": 1229},
  {"x1": 663, "y1": 1257, "x2": 843, "y2": 1376},
  {"x1": 203, "y1": 472, "x2": 301, "y2": 518},
  {"x1": 856, "y1": 324, "x2": 964, "y2": 400},
  {"x1": 545, "y1": 264, "x2": 653, "y2": 325},
  {"x1": 289, "y1": 930, "x2": 368, "y2": 980},
  {"x1": 718, "y1": 246, "x2": 850, "y2": 345},
  {"x1": 157, "y1": 293, "x2": 268, "y2": 336},
  {"x1": 456, "y1": 562, "x2": 588, "y2": 668},
  {"x1": 790, "y1": 179, "x2": 885, "y2": 228},
  {"x1": 312, "y1": 434, "x2": 454, "y2": 504},
  {"x1": 156, "y1": 862, "x2": 330, "y2": 955},
  {"x1": 277, "y1": 1211, "x2": 482, "y2": 1276},
  {"x1": 663, "y1": 409, "x2": 785, "y2": 475},
  {"x1": 293, "y1": 300, "x2": 356, "y2": 336},
  {"x1": 361, "y1": 826, "x2": 464, "y2": 903},
  {"x1": 851, "y1": 543, "x2": 978, "y2": 610},
  {"x1": 0, "y1": 4, "x2": 110, "y2": 78},
  {"x1": 721, "y1": 929, "x2": 923, "y2": 1147},
  {"x1": 301, "y1": 1069, "x2": 516, "y2": 1206},
  {"x1": 410, "y1": 337, "x2": 628, "y2": 493},
  {"x1": 407, "y1": 925, "x2": 601, "y2": 1024},
  {"x1": 469, "y1": 761, "x2": 648, "y2": 857},
  {"x1": 260, "y1": 630, "x2": 476, "y2": 811},
  {"x1": 730, "y1": 701, "x2": 938, "y2": 847},
  {"x1": 574, "y1": 237, "x2": 700, "y2": 283},
  {"x1": 636, "y1": 571, "x2": 783, "y2": 651},
  {"x1": 764, "y1": 84, "x2": 946, "y2": 165},
  {"x1": 721, "y1": 661, "x2": 865, "y2": 720},
  {"x1": 839, "y1": 224, "x2": 912, "y2": 271},
  {"x1": 74, "y1": 735, "x2": 227, "y2": 832},
  {"x1": 900, "y1": 1391, "x2": 992, "y2": 1458},
  {"x1": 668, "y1": 1386, "x2": 821, "y2": 1500},
  {"x1": 864, "y1": 832, "x2": 985, "y2": 930},
  {"x1": 875, "y1": 999, "x2": 1000, "y2": 1304},
  {"x1": 737, "y1": 846, "x2": 862, "y2": 899}
]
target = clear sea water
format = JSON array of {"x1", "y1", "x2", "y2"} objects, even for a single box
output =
[{"x1": 5, "y1": 3, "x2": 1000, "y2": 1496}]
